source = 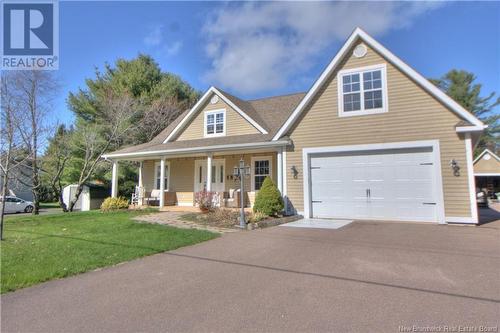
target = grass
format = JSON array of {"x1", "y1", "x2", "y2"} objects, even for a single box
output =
[
  {"x1": 0, "y1": 210, "x2": 219, "y2": 293},
  {"x1": 39, "y1": 202, "x2": 61, "y2": 209}
]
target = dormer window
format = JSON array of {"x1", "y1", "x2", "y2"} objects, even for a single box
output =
[
  {"x1": 338, "y1": 64, "x2": 387, "y2": 117},
  {"x1": 204, "y1": 109, "x2": 226, "y2": 137}
]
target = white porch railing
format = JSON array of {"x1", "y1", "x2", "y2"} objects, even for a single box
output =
[{"x1": 131, "y1": 186, "x2": 145, "y2": 206}]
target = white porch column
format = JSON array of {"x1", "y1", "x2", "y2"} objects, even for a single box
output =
[
  {"x1": 277, "y1": 148, "x2": 283, "y2": 195},
  {"x1": 159, "y1": 158, "x2": 165, "y2": 207},
  {"x1": 138, "y1": 161, "x2": 143, "y2": 188},
  {"x1": 138, "y1": 161, "x2": 144, "y2": 206},
  {"x1": 206, "y1": 154, "x2": 213, "y2": 191},
  {"x1": 111, "y1": 161, "x2": 118, "y2": 198}
]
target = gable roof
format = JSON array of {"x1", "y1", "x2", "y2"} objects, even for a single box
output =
[
  {"x1": 473, "y1": 149, "x2": 500, "y2": 164},
  {"x1": 164, "y1": 86, "x2": 269, "y2": 143},
  {"x1": 103, "y1": 91, "x2": 305, "y2": 159},
  {"x1": 272, "y1": 27, "x2": 485, "y2": 141}
]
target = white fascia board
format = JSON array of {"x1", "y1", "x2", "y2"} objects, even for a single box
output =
[
  {"x1": 272, "y1": 27, "x2": 484, "y2": 141},
  {"x1": 164, "y1": 86, "x2": 268, "y2": 143},
  {"x1": 101, "y1": 140, "x2": 289, "y2": 159},
  {"x1": 456, "y1": 126, "x2": 486, "y2": 133}
]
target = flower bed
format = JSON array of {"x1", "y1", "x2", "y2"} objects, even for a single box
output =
[{"x1": 179, "y1": 209, "x2": 302, "y2": 230}]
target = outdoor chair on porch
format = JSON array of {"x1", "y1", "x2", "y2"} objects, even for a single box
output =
[
  {"x1": 144, "y1": 189, "x2": 161, "y2": 206},
  {"x1": 223, "y1": 189, "x2": 245, "y2": 208}
]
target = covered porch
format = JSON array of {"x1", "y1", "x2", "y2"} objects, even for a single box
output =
[{"x1": 108, "y1": 146, "x2": 285, "y2": 209}]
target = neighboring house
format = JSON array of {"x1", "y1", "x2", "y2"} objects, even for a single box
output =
[
  {"x1": 0, "y1": 161, "x2": 33, "y2": 202},
  {"x1": 473, "y1": 149, "x2": 500, "y2": 198},
  {"x1": 103, "y1": 28, "x2": 485, "y2": 224},
  {"x1": 62, "y1": 184, "x2": 109, "y2": 211}
]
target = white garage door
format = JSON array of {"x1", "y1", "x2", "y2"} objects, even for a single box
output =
[{"x1": 310, "y1": 147, "x2": 439, "y2": 222}]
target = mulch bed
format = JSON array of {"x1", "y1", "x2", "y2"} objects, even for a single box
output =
[
  {"x1": 252, "y1": 215, "x2": 303, "y2": 229},
  {"x1": 181, "y1": 210, "x2": 302, "y2": 230}
]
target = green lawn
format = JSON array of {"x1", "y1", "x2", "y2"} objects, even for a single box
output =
[
  {"x1": 1, "y1": 210, "x2": 219, "y2": 293},
  {"x1": 39, "y1": 202, "x2": 61, "y2": 209}
]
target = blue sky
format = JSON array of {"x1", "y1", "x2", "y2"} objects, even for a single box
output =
[{"x1": 55, "y1": 1, "x2": 500, "y2": 125}]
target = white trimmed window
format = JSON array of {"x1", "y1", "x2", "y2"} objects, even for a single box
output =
[
  {"x1": 338, "y1": 64, "x2": 387, "y2": 117},
  {"x1": 251, "y1": 156, "x2": 272, "y2": 191},
  {"x1": 204, "y1": 109, "x2": 226, "y2": 137},
  {"x1": 154, "y1": 161, "x2": 170, "y2": 191}
]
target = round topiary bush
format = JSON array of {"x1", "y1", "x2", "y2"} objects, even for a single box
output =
[{"x1": 253, "y1": 177, "x2": 284, "y2": 216}]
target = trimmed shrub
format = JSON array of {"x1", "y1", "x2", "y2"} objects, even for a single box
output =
[
  {"x1": 249, "y1": 210, "x2": 267, "y2": 223},
  {"x1": 253, "y1": 177, "x2": 284, "y2": 216},
  {"x1": 100, "y1": 197, "x2": 129, "y2": 211}
]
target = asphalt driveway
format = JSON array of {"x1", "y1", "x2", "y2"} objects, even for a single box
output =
[{"x1": 2, "y1": 220, "x2": 500, "y2": 332}]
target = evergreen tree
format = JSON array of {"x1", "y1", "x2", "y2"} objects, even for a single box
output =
[{"x1": 431, "y1": 70, "x2": 499, "y2": 154}]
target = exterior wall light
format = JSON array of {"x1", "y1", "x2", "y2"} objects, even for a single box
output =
[
  {"x1": 291, "y1": 165, "x2": 299, "y2": 179},
  {"x1": 449, "y1": 159, "x2": 460, "y2": 176}
]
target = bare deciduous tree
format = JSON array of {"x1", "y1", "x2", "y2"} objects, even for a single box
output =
[
  {"x1": 9, "y1": 71, "x2": 58, "y2": 214},
  {"x1": 137, "y1": 96, "x2": 186, "y2": 142},
  {"x1": 67, "y1": 92, "x2": 139, "y2": 211},
  {"x1": 0, "y1": 73, "x2": 31, "y2": 239}
]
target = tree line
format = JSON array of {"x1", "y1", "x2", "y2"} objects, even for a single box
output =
[
  {"x1": 0, "y1": 54, "x2": 199, "y2": 239},
  {"x1": 0, "y1": 54, "x2": 498, "y2": 240}
]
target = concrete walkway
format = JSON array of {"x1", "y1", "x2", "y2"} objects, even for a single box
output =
[{"x1": 2, "y1": 220, "x2": 499, "y2": 332}]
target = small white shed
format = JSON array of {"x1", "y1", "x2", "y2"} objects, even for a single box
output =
[{"x1": 62, "y1": 184, "x2": 109, "y2": 211}]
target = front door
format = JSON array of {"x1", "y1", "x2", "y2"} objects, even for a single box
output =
[{"x1": 194, "y1": 159, "x2": 225, "y2": 192}]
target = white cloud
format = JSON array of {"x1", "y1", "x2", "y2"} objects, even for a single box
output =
[
  {"x1": 144, "y1": 24, "x2": 182, "y2": 57},
  {"x1": 144, "y1": 24, "x2": 163, "y2": 46},
  {"x1": 165, "y1": 41, "x2": 182, "y2": 56},
  {"x1": 202, "y1": 2, "x2": 445, "y2": 94}
]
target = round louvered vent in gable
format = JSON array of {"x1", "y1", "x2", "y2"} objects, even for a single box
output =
[{"x1": 353, "y1": 44, "x2": 367, "y2": 58}]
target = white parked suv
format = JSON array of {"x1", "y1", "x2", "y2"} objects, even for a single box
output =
[{"x1": 0, "y1": 196, "x2": 34, "y2": 214}]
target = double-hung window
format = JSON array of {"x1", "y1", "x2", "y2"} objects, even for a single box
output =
[
  {"x1": 154, "y1": 161, "x2": 170, "y2": 191},
  {"x1": 338, "y1": 64, "x2": 387, "y2": 117},
  {"x1": 205, "y1": 110, "x2": 225, "y2": 137},
  {"x1": 252, "y1": 157, "x2": 272, "y2": 191}
]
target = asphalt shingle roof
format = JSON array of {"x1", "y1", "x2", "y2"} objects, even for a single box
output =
[{"x1": 106, "y1": 90, "x2": 306, "y2": 156}]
